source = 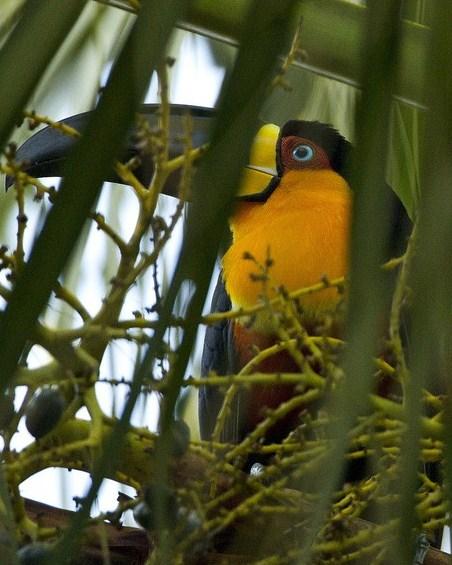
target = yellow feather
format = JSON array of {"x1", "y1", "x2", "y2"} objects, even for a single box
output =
[{"x1": 223, "y1": 169, "x2": 351, "y2": 320}]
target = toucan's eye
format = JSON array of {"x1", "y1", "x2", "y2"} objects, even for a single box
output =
[{"x1": 291, "y1": 143, "x2": 314, "y2": 162}]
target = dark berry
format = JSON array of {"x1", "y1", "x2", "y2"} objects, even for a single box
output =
[
  {"x1": 25, "y1": 389, "x2": 65, "y2": 439},
  {"x1": 18, "y1": 542, "x2": 51, "y2": 564}
]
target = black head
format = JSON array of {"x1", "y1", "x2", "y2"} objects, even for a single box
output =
[{"x1": 240, "y1": 120, "x2": 352, "y2": 202}]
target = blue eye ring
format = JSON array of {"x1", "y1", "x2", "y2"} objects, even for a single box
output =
[{"x1": 292, "y1": 143, "x2": 314, "y2": 162}]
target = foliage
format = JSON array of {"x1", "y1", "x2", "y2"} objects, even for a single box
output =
[{"x1": 0, "y1": 1, "x2": 451, "y2": 564}]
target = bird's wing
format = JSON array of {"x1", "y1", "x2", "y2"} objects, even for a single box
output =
[{"x1": 199, "y1": 273, "x2": 246, "y2": 443}]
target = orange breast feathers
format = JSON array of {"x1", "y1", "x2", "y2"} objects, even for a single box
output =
[{"x1": 222, "y1": 168, "x2": 352, "y2": 315}]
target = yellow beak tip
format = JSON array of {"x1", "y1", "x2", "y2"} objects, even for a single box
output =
[{"x1": 237, "y1": 123, "x2": 280, "y2": 199}]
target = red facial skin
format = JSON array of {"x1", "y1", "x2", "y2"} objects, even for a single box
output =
[{"x1": 279, "y1": 136, "x2": 331, "y2": 172}]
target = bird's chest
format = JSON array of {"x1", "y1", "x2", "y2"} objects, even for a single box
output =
[
  {"x1": 222, "y1": 177, "x2": 351, "y2": 318},
  {"x1": 232, "y1": 322, "x2": 301, "y2": 439}
]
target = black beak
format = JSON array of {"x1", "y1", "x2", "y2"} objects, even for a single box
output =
[{"x1": 5, "y1": 104, "x2": 214, "y2": 198}]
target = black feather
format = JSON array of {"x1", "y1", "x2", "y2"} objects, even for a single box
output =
[{"x1": 199, "y1": 274, "x2": 235, "y2": 440}]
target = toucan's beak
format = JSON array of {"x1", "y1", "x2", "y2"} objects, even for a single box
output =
[
  {"x1": 236, "y1": 123, "x2": 280, "y2": 201},
  {"x1": 4, "y1": 104, "x2": 213, "y2": 198},
  {"x1": 5, "y1": 107, "x2": 281, "y2": 203}
]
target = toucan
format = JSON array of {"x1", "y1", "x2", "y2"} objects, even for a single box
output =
[
  {"x1": 199, "y1": 119, "x2": 410, "y2": 446},
  {"x1": 4, "y1": 108, "x2": 408, "y2": 449}
]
